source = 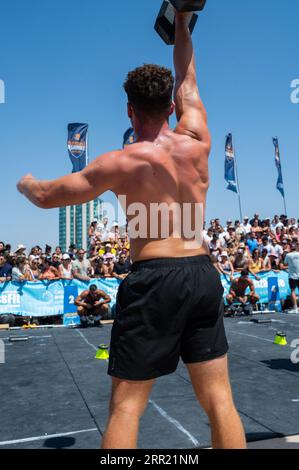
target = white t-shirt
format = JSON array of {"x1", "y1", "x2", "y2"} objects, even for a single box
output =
[
  {"x1": 241, "y1": 223, "x2": 252, "y2": 234},
  {"x1": 285, "y1": 252, "x2": 299, "y2": 280}
]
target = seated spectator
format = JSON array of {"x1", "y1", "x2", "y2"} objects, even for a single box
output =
[
  {"x1": 233, "y1": 243, "x2": 249, "y2": 272},
  {"x1": 0, "y1": 254, "x2": 12, "y2": 282},
  {"x1": 251, "y1": 219, "x2": 263, "y2": 236},
  {"x1": 226, "y1": 269, "x2": 260, "y2": 306},
  {"x1": 102, "y1": 254, "x2": 115, "y2": 277},
  {"x1": 26, "y1": 257, "x2": 41, "y2": 281},
  {"x1": 28, "y1": 246, "x2": 40, "y2": 263},
  {"x1": 260, "y1": 249, "x2": 271, "y2": 272},
  {"x1": 14, "y1": 244, "x2": 27, "y2": 257},
  {"x1": 54, "y1": 246, "x2": 63, "y2": 260},
  {"x1": 113, "y1": 252, "x2": 131, "y2": 280},
  {"x1": 268, "y1": 250, "x2": 280, "y2": 272},
  {"x1": 210, "y1": 233, "x2": 221, "y2": 258},
  {"x1": 12, "y1": 256, "x2": 30, "y2": 282},
  {"x1": 102, "y1": 243, "x2": 117, "y2": 260},
  {"x1": 72, "y1": 249, "x2": 92, "y2": 282},
  {"x1": 51, "y1": 253, "x2": 61, "y2": 270},
  {"x1": 59, "y1": 254, "x2": 73, "y2": 279},
  {"x1": 246, "y1": 232, "x2": 258, "y2": 254},
  {"x1": 249, "y1": 248, "x2": 263, "y2": 277},
  {"x1": 271, "y1": 238, "x2": 283, "y2": 260},
  {"x1": 217, "y1": 252, "x2": 234, "y2": 282},
  {"x1": 39, "y1": 258, "x2": 60, "y2": 281},
  {"x1": 74, "y1": 284, "x2": 111, "y2": 327},
  {"x1": 259, "y1": 236, "x2": 272, "y2": 256},
  {"x1": 92, "y1": 256, "x2": 105, "y2": 278}
]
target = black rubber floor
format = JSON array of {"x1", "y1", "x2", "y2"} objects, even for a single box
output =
[{"x1": 0, "y1": 312, "x2": 298, "y2": 449}]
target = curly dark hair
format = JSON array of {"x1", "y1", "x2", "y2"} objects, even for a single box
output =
[{"x1": 124, "y1": 64, "x2": 174, "y2": 117}]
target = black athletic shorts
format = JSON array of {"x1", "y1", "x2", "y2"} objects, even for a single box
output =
[
  {"x1": 108, "y1": 255, "x2": 229, "y2": 381},
  {"x1": 289, "y1": 278, "x2": 299, "y2": 290}
]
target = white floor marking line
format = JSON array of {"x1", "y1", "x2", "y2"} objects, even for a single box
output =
[
  {"x1": 291, "y1": 400, "x2": 299, "y2": 403},
  {"x1": 149, "y1": 399, "x2": 199, "y2": 447},
  {"x1": 0, "y1": 428, "x2": 98, "y2": 446},
  {"x1": 75, "y1": 328, "x2": 199, "y2": 446},
  {"x1": 230, "y1": 331, "x2": 276, "y2": 343},
  {"x1": 76, "y1": 329, "x2": 98, "y2": 351}
]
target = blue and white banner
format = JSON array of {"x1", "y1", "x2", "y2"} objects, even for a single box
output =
[
  {"x1": 273, "y1": 137, "x2": 285, "y2": 198},
  {"x1": 67, "y1": 123, "x2": 88, "y2": 173},
  {"x1": 0, "y1": 279, "x2": 121, "y2": 318},
  {"x1": 225, "y1": 133, "x2": 239, "y2": 194}
]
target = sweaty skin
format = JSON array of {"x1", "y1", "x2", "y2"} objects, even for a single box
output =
[{"x1": 17, "y1": 14, "x2": 211, "y2": 263}]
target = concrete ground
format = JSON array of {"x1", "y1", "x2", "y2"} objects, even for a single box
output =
[{"x1": 0, "y1": 312, "x2": 298, "y2": 449}]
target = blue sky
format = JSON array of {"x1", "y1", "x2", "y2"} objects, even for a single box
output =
[{"x1": 0, "y1": 0, "x2": 298, "y2": 250}]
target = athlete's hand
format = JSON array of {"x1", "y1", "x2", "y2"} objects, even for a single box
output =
[{"x1": 17, "y1": 173, "x2": 36, "y2": 195}]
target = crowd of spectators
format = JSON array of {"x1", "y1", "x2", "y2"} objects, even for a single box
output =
[
  {"x1": 1, "y1": 214, "x2": 298, "y2": 286},
  {"x1": 204, "y1": 213, "x2": 299, "y2": 280},
  {"x1": 0, "y1": 218, "x2": 132, "y2": 284}
]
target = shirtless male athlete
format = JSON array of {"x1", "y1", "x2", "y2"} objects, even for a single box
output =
[{"x1": 17, "y1": 11, "x2": 246, "y2": 449}]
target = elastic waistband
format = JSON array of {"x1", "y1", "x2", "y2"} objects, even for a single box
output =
[{"x1": 131, "y1": 255, "x2": 211, "y2": 271}]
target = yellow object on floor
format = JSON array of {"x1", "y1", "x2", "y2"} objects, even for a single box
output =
[
  {"x1": 95, "y1": 344, "x2": 109, "y2": 361},
  {"x1": 274, "y1": 332, "x2": 288, "y2": 346}
]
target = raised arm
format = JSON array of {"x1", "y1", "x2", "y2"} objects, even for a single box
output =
[
  {"x1": 173, "y1": 12, "x2": 210, "y2": 145},
  {"x1": 17, "y1": 150, "x2": 123, "y2": 209}
]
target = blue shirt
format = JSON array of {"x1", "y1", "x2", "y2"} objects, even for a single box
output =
[
  {"x1": 247, "y1": 239, "x2": 258, "y2": 254},
  {"x1": 0, "y1": 263, "x2": 12, "y2": 280}
]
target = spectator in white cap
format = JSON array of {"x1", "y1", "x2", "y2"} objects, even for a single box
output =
[
  {"x1": 241, "y1": 217, "x2": 252, "y2": 235},
  {"x1": 59, "y1": 254, "x2": 73, "y2": 280},
  {"x1": 217, "y1": 252, "x2": 234, "y2": 282},
  {"x1": 15, "y1": 244, "x2": 26, "y2": 256}
]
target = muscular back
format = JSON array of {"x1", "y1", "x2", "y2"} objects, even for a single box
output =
[{"x1": 116, "y1": 130, "x2": 210, "y2": 261}]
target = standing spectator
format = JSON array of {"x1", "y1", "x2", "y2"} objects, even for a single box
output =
[
  {"x1": 0, "y1": 254, "x2": 12, "y2": 282},
  {"x1": 113, "y1": 252, "x2": 131, "y2": 280},
  {"x1": 72, "y1": 249, "x2": 92, "y2": 281},
  {"x1": 0, "y1": 242, "x2": 5, "y2": 254},
  {"x1": 59, "y1": 254, "x2": 73, "y2": 280},
  {"x1": 284, "y1": 243, "x2": 299, "y2": 313},
  {"x1": 97, "y1": 217, "x2": 110, "y2": 242}
]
